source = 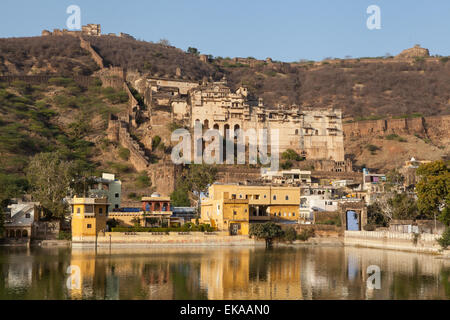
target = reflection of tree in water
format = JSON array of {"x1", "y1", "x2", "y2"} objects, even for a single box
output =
[
  {"x1": 440, "y1": 268, "x2": 450, "y2": 299},
  {"x1": 0, "y1": 247, "x2": 71, "y2": 299},
  {"x1": 389, "y1": 259, "x2": 444, "y2": 300},
  {"x1": 169, "y1": 262, "x2": 208, "y2": 300}
]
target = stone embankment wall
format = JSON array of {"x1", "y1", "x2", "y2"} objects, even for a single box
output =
[
  {"x1": 343, "y1": 115, "x2": 450, "y2": 139},
  {"x1": 344, "y1": 230, "x2": 441, "y2": 254},
  {"x1": 72, "y1": 232, "x2": 263, "y2": 246}
]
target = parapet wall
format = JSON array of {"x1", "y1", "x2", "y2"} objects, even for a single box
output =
[
  {"x1": 344, "y1": 230, "x2": 441, "y2": 254},
  {"x1": 118, "y1": 125, "x2": 149, "y2": 171},
  {"x1": 72, "y1": 232, "x2": 262, "y2": 246},
  {"x1": 79, "y1": 36, "x2": 104, "y2": 69},
  {"x1": 107, "y1": 119, "x2": 149, "y2": 171}
]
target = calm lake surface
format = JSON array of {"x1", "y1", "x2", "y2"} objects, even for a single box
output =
[{"x1": 0, "y1": 245, "x2": 449, "y2": 300}]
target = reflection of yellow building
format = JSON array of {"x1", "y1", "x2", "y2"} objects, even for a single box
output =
[
  {"x1": 200, "y1": 184, "x2": 301, "y2": 234},
  {"x1": 200, "y1": 248, "x2": 303, "y2": 299},
  {"x1": 69, "y1": 197, "x2": 109, "y2": 240}
]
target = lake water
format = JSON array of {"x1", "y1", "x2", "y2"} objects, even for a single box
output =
[{"x1": 0, "y1": 245, "x2": 449, "y2": 300}]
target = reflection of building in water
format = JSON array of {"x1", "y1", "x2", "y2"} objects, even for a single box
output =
[
  {"x1": 200, "y1": 249, "x2": 303, "y2": 299},
  {"x1": 63, "y1": 247, "x2": 449, "y2": 300},
  {"x1": 6, "y1": 259, "x2": 33, "y2": 289},
  {"x1": 105, "y1": 269, "x2": 120, "y2": 300},
  {"x1": 68, "y1": 256, "x2": 96, "y2": 299}
]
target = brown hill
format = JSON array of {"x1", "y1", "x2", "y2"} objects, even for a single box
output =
[{"x1": 1, "y1": 35, "x2": 449, "y2": 118}]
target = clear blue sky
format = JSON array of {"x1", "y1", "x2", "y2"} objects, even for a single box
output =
[{"x1": 1, "y1": 0, "x2": 449, "y2": 61}]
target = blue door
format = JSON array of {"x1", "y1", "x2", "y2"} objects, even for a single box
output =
[{"x1": 346, "y1": 210, "x2": 359, "y2": 231}]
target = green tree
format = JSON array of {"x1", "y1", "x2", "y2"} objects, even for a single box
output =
[
  {"x1": 249, "y1": 222, "x2": 284, "y2": 247},
  {"x1": 26, "y1": 152, "x2": 87, "y2": 220},
  {"x1": 182, "y1": 164, "x2": 217, "y2": 208},
  {"x1": 281, "y1": 149, "x2": 303, "y2": 161},
  {"x1": 437, "y1": 228, "x2": 450, "y2": 249},
  {"x1": 170, "y1": 182, "x2": 191, "y2": 207},
  {"x1": 152, "y1": 135, "x2": 161, "y2": 150},
  {"x1": 389, "y1": 193, "x2": 419, "y2": 220},
  {"x1": 416, "y1": 160, "x2": 450, "y2": 225},
  {"x1": 367, "y1": 202, "x2": 389, "y2": 226},
  {"x1": 283, "y1": 227, "x2": 297, "y2": 243},
  {"x1": 187, "y1": 47, "x2": 200, "y2": 55}
]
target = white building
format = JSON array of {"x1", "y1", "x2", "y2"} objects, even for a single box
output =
[
  {"x1": 262, "y1": 169, "x2": 312, "y2": 185},
  {"x1": 89, "y1": 173, "x2": 122, "y2": 212}
]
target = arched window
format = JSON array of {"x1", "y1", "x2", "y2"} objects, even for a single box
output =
[
  {"x1": 22, "y1": 230, "x2": 28, "y2": 238},
  {"x1": 16, "y1": 230, "x2": 22, "y2": 238},
  {"x1": 204, "y1": 119, "x2": 209, "y2": 129},
  {"x1": 295, "y1": 129, "x2": 299, "y2": 135}
]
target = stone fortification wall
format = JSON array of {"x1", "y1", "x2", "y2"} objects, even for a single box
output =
[
  {"x1": 343, "y1": 115, "x2": 450, "y2": 140},
  {"x1": 79, "y1": 36, "x2": 104, "y2": 68},
  {"x1": 107, "y1": 119, "x2": 149, "y2": 171}
]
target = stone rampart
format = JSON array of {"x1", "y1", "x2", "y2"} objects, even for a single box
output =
[
  {"x1": 343, "y1": 115, "x2": 450, "y2": 139},
  {"x1": 79, "y1": 36, "x2": 104, "y2": 68}
]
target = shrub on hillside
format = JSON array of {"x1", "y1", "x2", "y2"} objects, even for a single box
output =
[{"x1": 118, "y1": 147, "x2": 130, "y2": 160}]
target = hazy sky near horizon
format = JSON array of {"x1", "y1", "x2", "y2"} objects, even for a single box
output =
[{"x1": 1, "y1": 0, "x2": 449, "y2": 61}]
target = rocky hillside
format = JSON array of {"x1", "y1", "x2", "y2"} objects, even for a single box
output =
[
  {"x1": 0, "y1": 77, "x2": 145, "y2": 195},
  {"x1": 0, "y1": 34, "x2": 448, "y2": 182},
  {"x1": 1, "y1": 35, "x2": 449, "y2": 118}
]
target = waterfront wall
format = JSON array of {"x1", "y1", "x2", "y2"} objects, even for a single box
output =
[
  {"x1": 344, "y1": 230, "x2": 441, "y2": 254},
  {"x1": 72, "y1": 232, "x2": 263, "y2": 246}
]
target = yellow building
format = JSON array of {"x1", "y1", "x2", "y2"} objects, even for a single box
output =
[
  {"x1": 200, "y1": 184, "x2": 301, "y2": 234},
  {"x1": 202, "y1": 198, "x2": 249, "y2": 235},
  {"x1": 69, "y1": 197, "x2": 109, "y2": 241}
]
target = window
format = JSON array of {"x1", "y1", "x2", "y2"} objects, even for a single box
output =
[
  {"x1": 115, "y1": 193, "x2": 119, "y2": 198},
  {"x1": 231, "y1": 194, "x2": 236, "y2": 199},
  {"x1": 289, "y1": 213, "x2": 291, "y2": 217},
  {"x1": 293, "y1": 212, "x2": 296, "y2": 217},
  {"x1": 285, "y1": 195, "x2": 289, "y2": 200},
  {"x1": 263, "y1": 194, "x2": 267, "y2": 199},
  {"x1": 284, "y1": 213, "x2": 287, "y2": 217},
  {"x1": 115, "y1": 204, "x2": 119, "y2": 209},
  {"x1": 233, "y1": 211, "x2": 237, "y2": 215},
  {"x1": 25, "y1": 213, "x2": 31, "y2": 219},
  {"x1": 99, "y1": 207, "x2": 103, "y2": 215},
  {"x1": 87, "y1": 224, "x2": 92, "y2": 229},
  {"x1": 76, "y1": 208, "x2": 81, "y2": 214},
  {"x1": 254, "y1": 195, "x2": 260, "y2": 200},
  {"x1": 273, "y1": 195, "x2": 277, "y2": 200}
]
